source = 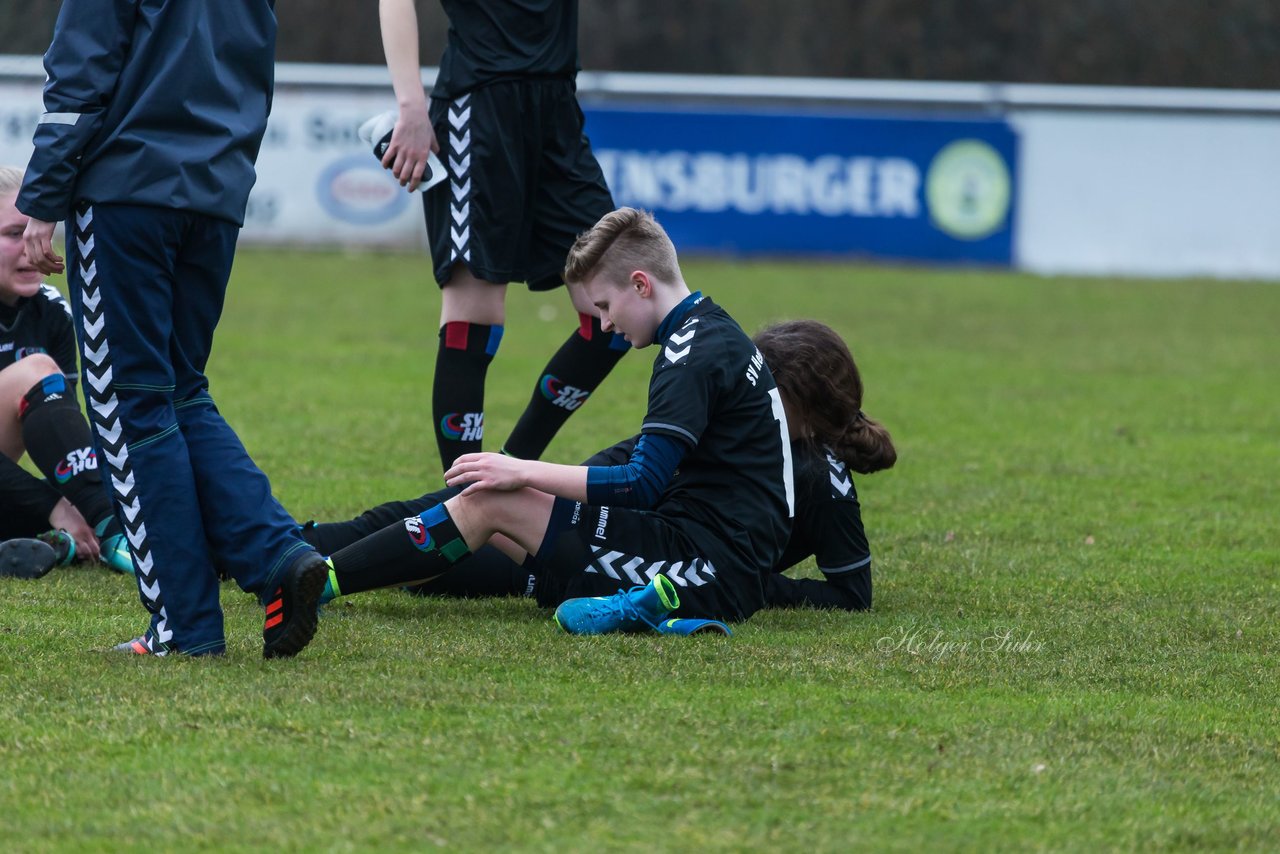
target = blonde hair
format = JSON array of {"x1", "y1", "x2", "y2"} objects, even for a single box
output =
[
  {"x1": 564, "y1": 207, "x2": 681, "y2": 287},
  {"x1": 0, "y1": 166, "x2": 23, "y2": 196}
]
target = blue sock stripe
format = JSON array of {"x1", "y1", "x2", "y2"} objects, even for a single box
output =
[
  {"x1": 485, "y1": 325, "x2": 505, "y2": 357},
  {"x1": 41, "y1": 373, "x2": 68, "y2": 395},
  {"x1": 419, "y1": 503, "x2": 450, "y2": 528}
]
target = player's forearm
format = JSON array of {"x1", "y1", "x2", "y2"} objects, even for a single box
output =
[
  {"x1": 518, "y1": 460, "x2": 589, "y2": 503},
  {"x1": 379, "y1": 0, "x2": 428, "y2": 113}
]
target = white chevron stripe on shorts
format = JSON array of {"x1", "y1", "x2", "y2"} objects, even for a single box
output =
[
  {"x1": 447, "y1": 94, "x2": 472, "y2": 264},
  {"x1": 586, "y1": 546, "x2": 715, "y2": 589}
]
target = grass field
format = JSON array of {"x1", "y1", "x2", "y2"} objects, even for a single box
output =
[{"x1": 2, "y1": 251, "x2": 1278, "y2": 851}]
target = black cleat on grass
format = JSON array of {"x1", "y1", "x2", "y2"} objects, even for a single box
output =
[
  {"x1": 262, "y1": 550, "x2": 328, "y2": 659},
  {"x1": 0, "y1": 538, "x2": 58, "y2": 579}
]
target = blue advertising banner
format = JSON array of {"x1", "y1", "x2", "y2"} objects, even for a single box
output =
[{"x1": 582, "y1": 104, "x2": 1018, "y2": 265}]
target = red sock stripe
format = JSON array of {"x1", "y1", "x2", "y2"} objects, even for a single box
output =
[
  {"x1": 443, "y1": 321, "x2": 470, "y2": 350},
  {"x1": 577, "y1": 312, "x2": 594, "y2": 340}
]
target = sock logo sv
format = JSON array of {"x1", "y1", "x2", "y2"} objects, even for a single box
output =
[
  {"x1": 403, "y1": 516, "x2": 433, "y2": 551},
  {"x1": 539, "y1": 375, "x2": 591, "y2": 411},
  {"x1": 440, "y1": 412, "x2": 484, "y2": 442},
  {"x1": 55, "y1": 447, "x2": 98, "y2": 483}
]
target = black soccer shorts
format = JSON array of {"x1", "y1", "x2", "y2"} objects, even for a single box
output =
[
  {"x1": 532, "y1": 498, "x2": 765, "y2": 622},
  {"x1": 424, "y1": 78, "x2": 615, "y2": 291}
]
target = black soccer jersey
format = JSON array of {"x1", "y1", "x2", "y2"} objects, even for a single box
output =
[
  {"x1": 433, "y1": 0, "x2": 580, "y2": 99},
  {"x1": 640, "y1": 296, "x2": 794, "y2": 588},
  {"x1": 777, "y1": 442, "x2": 871, "y2": 576},
  {"x1": 0, "y1": 285, "x2": 78, "y2": 384}
]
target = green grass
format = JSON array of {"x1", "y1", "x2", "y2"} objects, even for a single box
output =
[{"x1": 2, "y1": 252, "x2": 1278, "y2": 851}]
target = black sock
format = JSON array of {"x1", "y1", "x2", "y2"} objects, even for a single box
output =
[
  {"x1": 329, "y1": 503, "x2": 472, "y2": 596},
  {"x1": 20, "y1": 374, "x2": 116, "y2": 533},
  {"x1": 403, "y1": 547, "x2": 538, "y2": 599},
  {"x1": 433, "y1": 321, "x2": 503, "y2": 470},
  {"x1": 503, "y1": 314, "x2": 630, "y2": 460}
]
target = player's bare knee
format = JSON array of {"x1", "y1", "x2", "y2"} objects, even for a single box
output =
[
  {"x1": 444, "y1": 490, "x2": 499, "y2": 550},
  {"x1": 0, "y1": 354, "x2": 63, "y2": 408}
]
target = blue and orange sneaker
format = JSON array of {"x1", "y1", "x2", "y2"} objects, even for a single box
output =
[
  {"x1": 554, "y1": 575, "x2": 679, "y2": 635},
  {"x1": 112, "y1": 635, "x2": 173, "y2": 656},
  {"x1": 0, "y1": 538, "x2": 58, "y2": 579},
  {"x1": 655, "y1": 618, "x2": 733, "y2": 637}
]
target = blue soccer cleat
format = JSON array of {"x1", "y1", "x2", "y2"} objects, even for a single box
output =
[
  {"x1": 654, "y1": 618, "x2": 733, "y2": 637},
  {"x1": 554, "y1": 574, "x2": 679, "y2": 635},
  {"x1": 94, "y1": 519, "x2": 135, "y2": 575},
  {"x1": 100, "y1": 532, "x2": 135, "y2": 575}
]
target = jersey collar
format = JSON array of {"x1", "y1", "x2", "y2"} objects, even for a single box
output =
[{"x1": 656, "y1": 291, "x2": 704, "y2": 343}]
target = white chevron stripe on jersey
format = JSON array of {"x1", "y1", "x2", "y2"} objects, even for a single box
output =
[
  {"x1": 826, "y1": 449, "x2": 852, "y2": 497},
  {"x1": 39, "y1": 284, "x2": 73, "y2": 319},
  {"x1": 663, "y1": 345, "x2": 690, "y2": 364}
]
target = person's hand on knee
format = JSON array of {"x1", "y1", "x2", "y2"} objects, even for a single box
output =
[{"x1": 445, "y1": 452, "x2": 531, "y2": 493}]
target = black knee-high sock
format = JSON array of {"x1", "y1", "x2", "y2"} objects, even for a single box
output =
[
  {"x1": 433, "y1": 321, "x2": 503, "y2": 471},
  {"x1": 20, "y1": 374, "x2": 117, "y2": 534},
  {"x1": 503, "y1": 314, "x2": 630, "y2": 460},
  {"x1": 329, "y1": 503, "x2": 473, "y2": 596}
]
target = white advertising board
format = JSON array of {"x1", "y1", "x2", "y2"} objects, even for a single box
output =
[
  {"x1": 0, "y1": 80, "x2": 425, "y2": 248},
  {"x1": 1013, "y1": 111, "x2": 1280, "y2": 280}
]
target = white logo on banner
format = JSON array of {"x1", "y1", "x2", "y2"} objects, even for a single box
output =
[{"x1": 596, "y1": 150, "x2": 921, "y2": 219}]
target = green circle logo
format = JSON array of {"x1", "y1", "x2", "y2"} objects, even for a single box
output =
[{"x1": 925, "y1": 140, "x2": 1012, "y2": 240}]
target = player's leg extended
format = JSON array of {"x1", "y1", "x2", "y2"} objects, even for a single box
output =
[
  {"x1": 166, "y1": 214, "x2": 318, "y2": 602},
  {"x1": 325, "y1": 487, "x2": 557, "y2": 598},
  {"x1": 302, "y1": 485, "x2": 462, "y2": 555},
  {"x1": 67, "y1": 203, "x2": 224, "y2": 654},
  {"x1": 433, "y1": 267, "x2": 506, "y2": 471}
]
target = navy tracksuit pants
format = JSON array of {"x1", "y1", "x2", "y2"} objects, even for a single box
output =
[{"x1": 66, "y1": 203, "x2": 311, "y2": 655}]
